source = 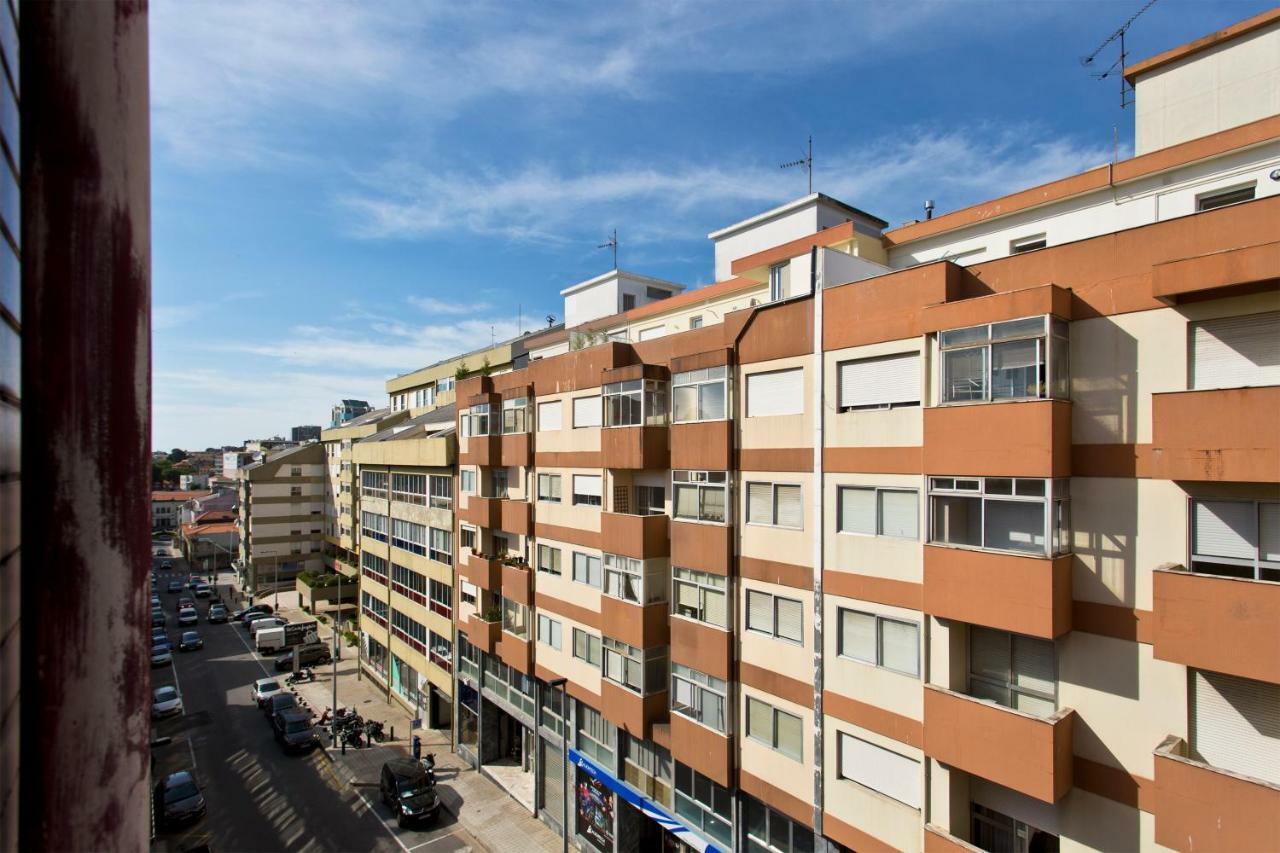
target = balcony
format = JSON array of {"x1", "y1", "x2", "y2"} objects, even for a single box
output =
[
  {"x1": 600, "y1": 512, "x2": 669, "y2": 559},
  {"x1": 465, "y1": 612, "x2": 501, "y2": 655},
  {"x1": 671, "y1": 420, "x2": 733, "y2": 470},
  {"x1": 461, "y1": 433, "x2": 500, "y2": 466},
  {"x1": 670, "y1": 714, "x2": 734, "y2": 789},
  {"x1": 1153, "y1": 735, "x2": 1280, "y2": 852},
  {"x1": 924, "y1": 400, "x2": 1071, "y2": 478},
  {"x1": 600, "y1": 679, "x2": 667, "y2": 737},
  {"x1": 497, "y1": 632, "x2": 534, "y2": 674},
  {"x1": 600, "y1": 595, "x2": 669, "y2": 650},
  {"x1": 923, "y1": 684, "x2": 1075, "y2": 803},
  {"x1": 601, "y1": 424, "x2": 669, "y2": 470},
  {"x1": 500, "y1": 499, "x2": 532, "y2": 536},
  {"x1": 500, "y1": 432, "x2": 532, "y2": 467},
  {"x1": 1150, "y1": 387, "x2": 1280, "y2": 482},
  {"x1": 670, "y1": 618, "x2": 732, "y2": 682},
  {"x1": 501, "y1": 560, "x2": 534, "y2": 607},
  {"x1": 1153, "y1": 564, "x2": 1280, "y2": 684},
  {"x1": 1152, "y1": 240, "x2": 1280, "y2": 303},
  {"x1": 459, "y1": 551, "x2": 502, "y2": 591},
  {"x1": 670, "y1": 520, "x2": 733, "y2": 576},
  {"x1": 459, "y1": 496, "x2": 500, "y2": 529},
  {"x1": 923, "y1": 545, "x2": 1072, "y2": 639}
]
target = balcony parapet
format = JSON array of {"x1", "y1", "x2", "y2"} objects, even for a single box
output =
[
  {"x1": 1153, "y1": 734, "x2": 1280, "y2": 852},
  {"x1": 1150, "y1": 386, "x2": 1280, "y2": 482}
]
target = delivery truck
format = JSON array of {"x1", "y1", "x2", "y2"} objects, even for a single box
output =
[{"x1": 256, "y1": 619, "x2": 320, "y2": 653}]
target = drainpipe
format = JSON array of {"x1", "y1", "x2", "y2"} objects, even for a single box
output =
[{"x1": 810, "y1": 245, "x2": 827, "y2": 845}]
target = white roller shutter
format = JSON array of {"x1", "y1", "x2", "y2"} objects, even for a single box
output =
[
  {"x1": 1259, "y1": 502, "x2": 1280, "y2": 563},
  {"x1": 1194, "y1": 500, "x2": 1257, "y2": 560},
  {"x1": 1191, "y1": 670, "x2": 1280, "y2": 784},
  {"x1": 839, "y1": 487, "x2": 876, "y2": 534},
  {"x1": 775, "y1": 597, "x2": 803, "y2": 642},
  {"x1": 572, "y1": 396, "x2": 601, "y2": 428},
  {"x1": 637, "y1": 326, "x2": 664, "y2": 341},
  {"x1": 573, "y1": 475, "x2": 602, "y2": 498},
  {"x1": 746, "y1": 590, "x2": 772, "y2": 633},
  {"x1": 775, "y1": 485, "x2": 803, "y2": 529},
  {"x1": 839, "y1": 352, "x2": 921, "y2": 409},
  {"x1": 1011, "y1": 635, "x2": 1056, "y2": 698},
  {"x1": 747, "y1": 483, "x2": 772, "y2": 525},
  {"x1": 1191, "y1": 311, "x2": 1280, "y2": 390},
  {"x1": 746, "y1": 369, "x2": 803, "y2": 417},
  {"x1": 839, "y1": 733, "x2": 921, "y2": 808},
  {"x1": 880, "y1": 490, "x2": 918, "y2": 539},
  {"x1": 538, "y1": 401, "x2": 562, "y2": 431}
]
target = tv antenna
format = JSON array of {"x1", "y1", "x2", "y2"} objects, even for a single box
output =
[
  {"x1": 1080, "y1": 0, "x2": 1160, "y2": 109},
  {"x1": 597, "y1": 229, "x2": 618, "y2": 269},
  {"x1": 545, "y1": 314, "x2": 556, "y2": 328},
  {"x1": 781, "y1": 136, "x2": 813, "y2": 194}
]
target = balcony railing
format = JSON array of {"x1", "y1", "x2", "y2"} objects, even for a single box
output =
[{"x1": 1153, "y1": 734, "x2": 1280, "y2": 851}]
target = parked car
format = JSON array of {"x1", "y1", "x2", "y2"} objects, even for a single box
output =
[
  {"x1": 160, "y1": 560, "x2": 172, "y2": 571},
  {"x1": 154, "y1": 770, "x2": 205, "y2": 829},
  {"x1": 242, "y1": 612, "x2": 275, "y2": 630},
  {"x1": 151, "y1": 627, "x2": 169, "y2": 645},
  {"x1": 151, "y1": 609, "x2": 166, "y2": 628},
  {"x1": 380, "y1": 759, "x2": 440, "y2": 827},
  {"x1": 151, "y1": 643, "x2": 173, "y2": 667},
  {"x1": 151, "y1": 685, "x2": 183, "y2": 719},
  {"x1": 178, "y1": 630, "x2": 203, "y2": 651},
  {"x1": 187, "y1": 577, "x2": 200, "y2": 590},
  {"x1": 233, "y1": 603, "x2": 274, "y2": 621},
  {"x1": 166, "y1": 580, "x2": 182, "y2": 593},
  {"x1": 150, "y1": 595, "x2": 161, "y2": 608},
  {"x1": 207, "y1": 605, "x2": 228, "y2": 624},
  {"x1": 274, "y1": 708, "x2": 319, "y2": 753},
  {"x1": 248, "y1": 617, "x2": 286, "y2": 637},
  {"x1": 177, "y1": 607, "x2": 198, "y2": 626},
  {"x1": 252, "y1": 678, "x2": 283, "y2": 707},
  {"x1": 263, "y1": 692, "x2": 299, "y2": 724},
  {"x1": 194, "y1": 583, "x2": 212, "y2": 598},
  {"x1": 274, "y1": 643, "x2": 331, "y2": 672},
  {"x1": 178, "y1": 596, "x2": 195, "y2": 609}
]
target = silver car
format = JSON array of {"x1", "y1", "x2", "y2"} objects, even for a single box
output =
[
  {"x1": 152, "y1": 685, "x2": 183, "y2": 719},
  {"x1": 151, "y1": 644, "x2": 173, "y2": 667},
  {"x1": 177, "y1": 607, "x2": 198, "y2": 626}
]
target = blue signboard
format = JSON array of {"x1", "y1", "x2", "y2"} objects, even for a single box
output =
[{"x1": 568, "y1": 748, "x2": 724, "y2": 853}]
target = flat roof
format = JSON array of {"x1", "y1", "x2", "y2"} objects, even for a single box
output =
[
  {"x1": 559, "y1": 269, "x2": 685, "y2": 298},
  {"x1": 708, "y1": 192, "x2": 888, "y2": 241},
  {"x1": 1124, "y1": 7, "x2": 1280, "y2": 82}
]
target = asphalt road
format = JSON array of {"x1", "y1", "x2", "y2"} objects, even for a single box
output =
[{"x1": 150, "y1": 547, "x2": 475, "y2": 852}]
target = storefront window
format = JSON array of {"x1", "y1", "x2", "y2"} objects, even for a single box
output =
[{"x1": 673, "y1": 763, "x2": 733, "y2": 848}]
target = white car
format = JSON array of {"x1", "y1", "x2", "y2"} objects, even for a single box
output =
[
  {"x1": 177, "y1": 607, "x2": 198, "y2": 626},
  {"x1": 252, "y1": 678, "x2": 283, "y2": 707},
  {"x1": 152, "y1": 685, "x2": 183, "y2": 719},
  {"x1": 248, "y1": 617, "x2": 286, "y2": 637}
]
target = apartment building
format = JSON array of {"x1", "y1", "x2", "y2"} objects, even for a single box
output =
[
  {"x1": 236, "y1": 443, "x2": 327, "y2": 594},
  {"x1": 445, "y1": 12, "x2": 1280, "y2": 853},
  {"x1": 152, "y1": 488, "x2": 213, "y2": 531}
]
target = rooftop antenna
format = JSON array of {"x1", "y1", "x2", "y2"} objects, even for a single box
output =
[
  {"x1": 546, "y1": 314, "x2": 556, "y2": 328},
  {"x1": 781, "y1": 135, "x2": 813, "y2": 194},
  {"x1": 597, "y1": 229, "x2": 618, "y2": 270},
  {"x1": 1080, "y1": 0, "x2": 1159, "y2": 109}
]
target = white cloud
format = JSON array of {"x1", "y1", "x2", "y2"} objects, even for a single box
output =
[{"x1": 407, "y1": 295, "x2": 491, "y2": 316}]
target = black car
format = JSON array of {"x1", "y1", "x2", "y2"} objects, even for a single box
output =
[
  {"x1": 233, "y1": 603, "x2": 274, "y2": 621},
  {"x1": 154, "y1": 770, "x2": 205, "y2": 829},
  {"x1": 178, "y1": 630, "x2": 203, "y2": 651},
  {"x1": 274, "y1": 643, "x2": 331, "y2": 672},
  {"x1": 263, "y1": 692, "x2": 298, "y2": 723},
  {"x1": 166, "y1": 580, "x2": 182, "y2": 593},
  {"x1": 273, "y1": 708, "x2": 318, "y2": 753},
  {"x1": 379, "y1": 759, "x2": 440, "y2": 827}
]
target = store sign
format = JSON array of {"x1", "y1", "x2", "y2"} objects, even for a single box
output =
[{"x1": 569, "y1": 749, "x2": 724, "y2": 853}]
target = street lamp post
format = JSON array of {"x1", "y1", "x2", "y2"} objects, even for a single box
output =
[
  {"x1": 548, "y1": 676, "x2": 569, "y2": 853},
  {"x1": 332, "y1": 570, "x2": 341, "y2": 747}
]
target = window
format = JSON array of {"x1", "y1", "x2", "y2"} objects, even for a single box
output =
[
  {"x1": 603, "y1": 638, "x2": 667, "y2": 694},
  {"x1": 502, "y1": 396, "x2": 528, "y2": 434},
  {"x1": 360, "y1": 511, "x2": 388, "y2": 543},
  {"x1": 838, "y1": 486, "x2": 918, "y2": 539},
  {"x1": 646, "y1": 286, "x2": 670, "y2": 300},
  {"x1": 537, "y1": 400, "x2": 562, "y2": 431},
  {"x1": 672, "y1": 366, "x2": 727, "y2": 423},
  {"x1": 929, "y1": 476, "x2": 1070, "y2": 556},
  {"x1": 622, "y1": 294, "x2": 636, "y2": 311},
  {"x1": 466, "y1": 403, "x2": 491, "y2": 436},
  {"x1": 672, "y1": 567, "x2": 728, "y2": 628},
  {"x1": 603, "y1": 554, "x2": 666, "y2": 605},
  {"x1": 1191, "y1": 669, "x2": 1280, "y2": 785},
  {"x1": 501, "y1": 598, "x2": 528, "y2": 639},
  {"x1": 572, "y1": 628, "x2": 602, "y2": 667},
  {"x1": 746, "y1": 368, "x2": 803, "y2": 417},
  {"x1": 459, "y1": 524, "x2": 476, "y2": 553},
  {"x1": 388, "y1": 518, "x2": 424, "y2": 555},
  {"x1": 537, "y1": 614, "x2": 561, "y2": 649},
  {"x1": 671, "y1": 663, "x2": 728, "y2": 732},
  {"x1": 428, "y1": 579, "x2": 452, "y2": 618},
  {"x1": 1010, "y1": 234, "x2": 1047, "y2": 254},
  {"x1": 689, "y1": 316, "x2": 703, "y2": 330},
  {"x1": 361, "y1": 590, "x2": 388, "y2": 623},
  {"x1": 972, "y1": 803, "x2": 1058, "y2": 853},
  {"x1": 674, "y1": 764, "x2": 733, "y2": 848},
  {"x1": 537, "y1": 473, "x2": 561, "y2": 503},
  {"x1": 1190, "y1": 311, "x2": 1280, "y2": 390},
  {"x1": 746, "y1": 482, "x2": 803, "y2": 529},
  {"x1": 429, "y1": 475, "x2": 451, "y2": 509},
  {"x1": 746, "y1": 696, "x2": 803, "y2": 761},
  {"x1": 744, "y1": 795, "x2": 815, "y2": 853},
  {"x1": 391, "y1": 609, "x2": 428, "y2": 653},
  {"x1": 537, "y1": 544, "x2": 562, "y2": 576},
  {"x1": 361, "y1": 550, "x2": 387, "y2": 580},
  {"x1": 623, "y1": 736, "x2": 673, "y2": 809},
  {"x1": 490, "y1": 468, "x2": 509, "y2": 499},
  {"x1": 634, "y1": 485, "x2": 664, "y2": 515},
  {"x1": 672, "y1": 470, "x2": 728, "y2": 524},
  {"x1": 572, "y1": 474, "x2": 602, "y2": 507},
  {"x1": 437, "y1": 377, "x2": 454, "y2": 394},
  {"x1": 428, "y1": 527, "x2": 452, "y2": 564},
  {"x1": 969, "y1": 626, "x2": 1056, "y2": 717},
  {"x1": 1196, "y1": 183, "x2": 1255, "y2": 211},
  {"x1": 603, "y1": 379, "x2": 667, "y2": 427},
  {"x1": 746, "y1": 590, "x2": 803, "y2": 643},
  {"x1": 572, "y1": 552, "x2": 602, "y2": 588},
  {"x1": 837, "y1": 733, "x2": 920, "y2": 809},
  {"x1": 838, "y1": 352, "x2": 920, "y2": 411},
  {"x1": 838, "y1": 610, "x2": 920, "y2": 676},
  {"x1": 637, "y1": 326, "x2": 664, "y2": 342},
  {"x1": 940, "y1": 315, "x2": 1068, "y2": 403},
  {"x1": 577, "y1": 704, "x2": 616, "y2": 769},
  {"x1": 769, "y1": 263, "x2": 785, "y2": 301},
  {"x1": 391, "y1": 562, "x2": 426, "y2": 602},
  {"x1": 459, "y1": 579, "x2": 477, "y2": 606},
  {"x1": 1190, "y1": 499, "x2": 1279, "y2": 582},
  {"x1": 390, "y1": 473, "x2": 426, "y2": 505},
  {"x1": 572, "y1": 396, "x2": 601, "y2": 428},
  {"x1": 361, "y1": 470, "x2": 388, "y2": 500},
  {"x1": 289, "y1": 486, "x2": 302, "y2": 497},
  {"x1": 290, "y1": 466, "x2": 302, "y2": 477},
  {"x1": 460, "y1": 469, "x2": 476, "y2": 494},
  {"x1": 429, "y1": 631, "x2": 452, "y2": 672}
]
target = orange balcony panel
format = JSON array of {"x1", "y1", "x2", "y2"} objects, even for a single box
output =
[
  {"x1": 924, "y1": 400, "x2": 1071, "y2": 478},
  {"x1": 670, "y1": 520, "x2": 733, "y2": 576},
  {"x1": 497, "y1": 632, "x2": 534, "y2": 675},
  {"x1": 600, "y1": 679, "x2": 667, "y2": 738},
  {"x1": 924, "y1": 826, "x2": 984, "y2": 853},
  {"x1": 600, "y1": 595, "x2": 669, "y2": 650},
  {"x1": 500, "y1": 432, "x2": 532, "y2": 467},
  {"x1": 459, "y1": 552, "x2": 502, "y2": 591},
  {"x1": 924, "y1": 685, "x2": 1074, "y2": 803},
  {"x1": 920, "y1": 284, "x2": 1072, "y2": 335},
  {"x1": 601, "y1": 425, "x2": 669, "y2": 470},
  {"x1": 671, "y1": 420, "x2": 732, "y2": 470},
  {"x1": 670, "y1": 714, "x2": 733, "y2": 788},
  {"x1": 600, "y1": 512, "x2": 670, "y2": 559},
  {"x1": 501, "y1": 562, "x2": 534, "y2": 607},
  {"x1": 1153, "y1": 735, "x2": 1280, "y2": 852},
  {"x1": 1152, "y1": 240, "x2": 1280, "y2": 303},
  {"x1": 499, "y1": 499, "x2": 532, "y2": 536},
  {"x1": 1150, "y1": 387, "x2": 1280, "y2": 482},
  {"x1": 670, "y1": 617, "x2": 732, "y2": 682},
  {"x1": 923, "y1": 545, "x2": 1072, "y2": 639},
  {"x1": 460, "y1": 496, "x2": 500, "y2": 529},
  {"x1": 1153, "y1": 566, "x2": 1280, "y2": 684},
  {"x1": 460, "y1": 433, "x2": 500, "y2": 467},
  {"x1": 465, "y1": 614, "x2": 501, "y2": 655}
]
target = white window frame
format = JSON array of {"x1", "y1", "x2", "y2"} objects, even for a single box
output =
[
  {"x1": 1189, "y1": 498, "x2": 1280, "y2": 581},
  {"x1": 572, "y1": 474, "x2": 602, "y2": 507},
  {"x1": 537, "y1": 614, "x2": 562, "y2": 650},
  {"x1": 745, "y1": 368, "x2": 803, "y2": 418},
  {"x1": 746, "y1": 696, "x2": 803, "y2": 761},
  {"x1": 927, "y1": 476, "x2": 1070, "y2": 557},
  {"x1": 938, "y1": 314, "x2": 1068, "y2": 404},
  {"x1": 671, "y1": 366, "x2": 728, "y2": 424},
  {"x1": 572, "y1": 395, "x2": 601, "y2": 429},
  {"x1": 537, "y1": 400, "x2": 562, "y2": 432},
  {"x1": 537, "y1": 473, "x2": 562, "y2": 504},
  {"x1": 837, "y1": 351, "x2": 921, "y2": 412},
  {"x1": 537, "y1": 543, "x2": 562, "y2": 576},
  {"x1": 671, "y1": 663, "x2": 728, "y2": 733},
  {"x1": 572, "y1": 628, "x2": 602, "y2": 668},
  {"x1": 572, "y1": 552, "x2": 602, "y2": 588},
  {"x1": 671, "y1": 567, "x2": 729, "y2": 629},
  {"x1": 745, "y1": 589, "x2": 803, "y2": 644},
  {"x1": 672, "y1": 470, "x2": 729, "y2": 525},
  {"x1": 745, "y1": 481, "x2": 803, "y2": 530},
  {"x1": 836, "y1": 732, "x2": 921, "y2": 809},
  {"x1": 1196, "y1": 182, "x2": 1255, "y2": 212},
  {"x1": 837, "y1": 609, "x2": 920, "y2": 677},
  {"x1": 837, "y1": 486, "x2": 919, "y2": 540}
]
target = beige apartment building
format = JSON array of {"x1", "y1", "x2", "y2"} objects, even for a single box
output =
[
  {"x1": 440, "y1": 11, "x2": 1280, "y2": 853},
  {"x1": 236, "y1": 443, "x2": 326, "y2": 595}
]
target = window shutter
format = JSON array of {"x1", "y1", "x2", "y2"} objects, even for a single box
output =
[
  {"x1": 839, "y1": 733, "x2": 921, "y2": 808},
  {"x1": 538, "y1": 401, "x2": 562, "y2": 431},
  {"x1": 638, "y1": 326, "x2": 664, "y2": 341},
  {"x1": 880, "y1": 619, "x2": 920, "y2": 676},
  {"x1": 674, "y1": 485, "x2": 698, "y2": 519},
  {"x1": 1011, "y1": 635, "x2": 1056, "y2": 702},
  {"x1": 703, "y1": 588, "x2": 727, "y2": 628},
  {"x1": 747, "y1": 697, "x2": 772, "y2": 741},
  {"x1": 1260, "y1": 503, "x2": 1280, "y2": 563},
  {"x1": 839, "y1": 487, "x2": 876, "y2": 534},
  {"x1": 746, "y1": 369, "x2": 803, "y2": 417},
  {"x1": 574, "y1": 475, "x2": 602, "y2": 498},
  {"x1": 776, "y1": 710, "x2": 803, "y2": 758},
  {"x1": 747, "y1": 483, "x2": 772, "y2": 525},
  {"x1": 746, "y1": 591, "x2": 772, "y2": 633},
  {"x1": 775, "y1": 597, "x2": 803, "y2": 643},
  {"x1": 775, "y1": 485, "x2": 803, "y2": 529},
  {"x1": 840, "y1": 610, "x2": 876, "y2": 663},
  {"x1": 879, "y1": 490, "x2": 918, "y2": 539},
  {"x1": 839, "y1": 352, "x2": 920, "y2": 409},
  {"x1": 1192, "y1": 670, "x2": 1280, "y2": 785},
  {"x1": 970, "y1": 627, "x2": 1010, "y2": 682},
  {"x1": 1191, "y1": 312, "x2": 1280, "y2": 390},
  {"x1": 573, "y1": 396, "x2": 601, "y2": 427},
  {"x1": 676, "y1": 581, "x2": 700, "y2": 612},
  {"x1": 1194, "y1": 500, "x2": 1257, "y2": 559}
]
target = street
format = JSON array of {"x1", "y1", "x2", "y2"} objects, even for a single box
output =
[{"x1": 150, "y1": 547, "x2": 477, "y2": 852}]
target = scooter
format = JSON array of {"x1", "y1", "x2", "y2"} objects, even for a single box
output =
[
  {"x1": 363, "y1": 719, "x2": 385, "y2": 743},
  {"x1": 286, "y1": 667, "x2": 315, "y2": 685},
  {"x1": 341, "y1": 727, "x2": 364, "y2": 749},
  {"x1": 420, "y1": 752, "x2": 437, "y2": 786}
]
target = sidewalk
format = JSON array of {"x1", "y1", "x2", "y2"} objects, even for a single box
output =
[{"x1": 224, "y1": 575, "x2": 561, "y2": 853}]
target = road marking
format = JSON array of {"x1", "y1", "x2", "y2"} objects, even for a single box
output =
[
  {"x1": 407, "y1": 830, "x2": 463, "y2": 851},
  {"x1": 350, "y1": 786, "x2": 413, "y2": 853}
]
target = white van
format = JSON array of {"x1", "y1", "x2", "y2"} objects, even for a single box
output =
[{"x1": 256, "y1": 626, "x2": 287, "y2": 653}]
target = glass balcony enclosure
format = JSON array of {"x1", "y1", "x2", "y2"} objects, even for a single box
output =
[
  {"x1": 929, "y1": 477, "x2": 1070, "y2": 557},
  {"x1": 940, "y1": 315, "x2": 1068, "y2": 404},
  {"x1": 672, "y1": 367, "x2": 728, "y2": 423},
  {"x1": 501, "y1": 397, "x2": 528, "y2": 434},
  {"x1": 604, "y1": 379, "x2": 668, "y2": 428}
]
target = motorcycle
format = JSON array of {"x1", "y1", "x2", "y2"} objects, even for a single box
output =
[
  {"x1": 286, "y1": 668, "x2": 315, "y2": 685},
  {"x1": 420, "y1": 752, "x2": 437, "y2": 786},
  {"x1": 318, "y1": 706, "x2": 348, "y2": 726},
  {"x1": 363, "y1": 719, "x2": 385, "y2": 743},
  {"x1": 341, "y1": 727, "x2": 364, "y2": 749}
]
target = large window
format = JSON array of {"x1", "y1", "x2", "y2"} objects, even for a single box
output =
[
  {"x1": 1190, "y1": 311, "x2": 1280, "y2": 391},
  {"x1": 622, "y1": 736, "x2": 673, "y2": 810},
  {"x1": 391, "y1": 562, "x2": 426, "y2": 603},
  {"x1": 428, "y1": 527, "x2": 452, "y2": 565},
  {"x1": 672, "y1": 567, "x2": 728, "y2": 628},
  {"x1": 746, "y1": 368, "x2": 803, "y2": 417},
  {"x1": 838, "y1": 486, "x2": 918, "y2": 540},
  {"x1": 390, "y1": 518, "x2": 426, "y2": 555},
  {"x1": 537, "y1": 544, "x2": 562, "y2": 576},
  {"x1": 466, "y1": 403, "x2": 492, "y2": 436},
  {"x1": 537, "y1": 614, "x2": 561, "y2": 649},
  {"x1": 577, "y1": 704, "x2": 616, "y2": 769},
  {"x1": 573, "y1": 474, "x2": 602, "y2": 507},
  {"x1": 361, "y1": 551, "x2": 387, "y2": 581},
  {"x1": 391, "y1": 609, "x2": 428, "y2": 653},
  {"x1": 746, "y1": 696, "x2": 803, "y2": 761},
  {"x1": 837, "y1": 733, "x2": 920, "y2": 809},
  {"x1": 746, "y1": 482, "x2": 803, "y2": 529},
  {"x1": 972, "y1": 804, "x2": 1058, "y2": 853},
  {"x1": 361, "y1": 591, "x2": 388, "y2": 625},
  {"x1": 838, "y1": 610, "x2": 920, "y2": 677},
  {"x1": 390, "y1": 473, "x2": 426, "y2": 505},
  {"x1": 603, "y1": 638, "x2": 667, "y2": 695},
  {"x1": 361, "y1": 470, "x2": 388, "y2": 500},
  {"x1": 501, "y1": 598, "x2": 529, "y2": 639},
  {"x1": 572, "y1": 395, "x2": 601, "y2": 428},
  {"x1": 572, "y1": 628, "x2": 602, "y2": 667},
  {"x1": 929, "y1": 477, "x2": 1070, "y2": 556},
  {"x1": 939, "y1": 315, "x2": 1068, "y2": 403},
  {"x1": 746, "y1": 590, "x2": 803, "y2": 644},
  {"x1": 674, "y1": 764, "x2": 733, "y2": 848},
  {"x1": 969, "y1": 626, "x2": 1056, "y2": 717},
  {"x1": 671, "y1": 663, "x2": 728, "y2": 732},
  {"x1": 603, "y1": 554, "x2": 666, "y2": 605},
  {"x1": 838, "y1": 352, "x2": 920, "y2": 412},
  {"x1": 673, "y1": 470, "x2": 728, "y2": 524},
  {"x1": 1190, "y1": 499, "x2": 1279, "y2": 581},
  {"x1": 360, "y1": 511, "x2": 388, "y2": 543},
  {"x1": 459, "y1": 469, "x2": 476, "y2": 494},
  {"x1": 537, "y1": 473, "x2": 561, "y2": 503},
  {"x1": 744, "y1": 795, "x2": 815, "y2": 853},
  {"x1": 537, "y1": 400, "x2": 562, "y2": 431},
  {"x1": 672, "y1": 367, "x2": 727, "y2": 423},
  {"x1": 502, "y1": 397, "x2": 528, "y2": 434},
  {"x1": 603, "y1": 379, "x2": 667, "y2": 427},
  {"x1": 429, "y1": 475, "x2": 451, "y2": 509},
  {"x1": 428, "y1": 579, "x2": 452, "y2": 618},
  {"x1": 572, "y1": 552, "x2": 602, "y2": 588}
]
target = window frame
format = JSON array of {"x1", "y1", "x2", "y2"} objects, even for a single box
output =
[
  {"x1": 1188, "y1": 497, "x2": 1280, "y2": 581},
  {"x1": 572, "y1": 628, "x2": 603, "y2": 668},
  {"x1": 745, "y1": 696, "x2": 803, "y2": 761},
  {"x1": 837, "y1": 608, "x2": 921, "y2": 677},
  {"x1": 536, "y1": 543, "x2": 562, "y2": 576},
  {"x1": 671, "y1": 366, "x2": 728, "y2": 424},
  {"x1": 836, "y1": 485, "x2": 919, "y2": 540},
  {"x1": 837, "y1": 351, "x2": 921, "y2": 412},
  {"x1": 1196, "y1": 183, "x2": 1256, "y2": 212},
  {"x1": 671, "y1": 567, "x2": 729, "y2": 629},
  {"x1": 745, "y1": 481, "x2": 804, "y2": 530},
  {"x1": 744, "y1": 367, "x2": 804, "y2": 418},
  {"x1": 672, "y1": 470, "x2": 729, "y2": 525},
  {"x1": 670, "y1": 663, "x2": 729, "y2": 733},
  {"x1": 537, "y1": 473, "x2": 562, "y2": 504},
  {"x1": 968, "y1": 626, "x2": 1058, "y2": 715},
  {"x1": 744, "y1": 589, "x2": 804, "y2": 645},
  {"x1": 572, "y1": 395, "x2": 601, "y2": 429},
  {"x1": 938, "y1": 314, "x2": 1068, "y2": 405},
  {"x1": 361, "y1": 470, "x2": 388, "y2": 500},
  {"x1": 536, "y1": 613, "x2": 562, "y2": 650},
  {"x1": 501, "y1": 396, "x2": 529, "y2": 434},
  {"x1": 927, "y1": 476, "x2": 1070, "y2": 557},
  {"x1": 603, "y1": 378, "x2": 668, "y2": 428},
  {"x1": 572, "y1": 474, "x2": 603, "y2": 507},
  {"x1": 428, "y1": 475, "x2": 452, "y2": 509},
  {"x1": 536, "y1": 400, "x2": 563, "y2": 432},
  {"x1": 572, "y1": 552, "x2": 602, "y2": 588}
]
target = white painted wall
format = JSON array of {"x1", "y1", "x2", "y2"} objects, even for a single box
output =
[
  {"x1": 712, "y1": 204, "x2": 820, "y2": 282},
  {"x1": 563, "y1": 278, "x2": 620, "y2": 329}
]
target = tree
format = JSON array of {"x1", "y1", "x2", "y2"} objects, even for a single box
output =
[
  {"x1": 168, "y1": 448, "x2": 189, "y2": 463},
  {"x1": 454, "y1": 361, "x2": 469, "y2": 381},
  {"x1": 479, "y1": 356, "x2": 492, "y2": 377}
]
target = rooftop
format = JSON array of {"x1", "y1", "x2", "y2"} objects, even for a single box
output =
[
  {"x1": 1124, "y1": 6, "x2": 1280, "y2": 82},
  {"x1": 152, "y1": 490, "x2": 213, "y2": 502},
  {"x1": 559, "y1": 268, "x2": 685, "y2": 298},
  {"x1": 707, "y1": 192, "x2": 888, "y2": 240},
  {"x1": 360, "y1": 405, "x2": 457, "y2": 443}
]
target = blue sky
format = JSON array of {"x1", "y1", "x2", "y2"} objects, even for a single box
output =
[{"x1": 150, "y1": 0, "x2": 1272, "y2": 451}]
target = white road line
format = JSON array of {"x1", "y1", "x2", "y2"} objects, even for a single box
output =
[
  {"x1": 407, "y1": 830, "x2": 462, "y2": 851},
  {"x1": 229, "y1": 615, "x2": 274, "y2": 678},
  {"x1": 351, "y1": 786, "x2": 413, "y2": 853}
]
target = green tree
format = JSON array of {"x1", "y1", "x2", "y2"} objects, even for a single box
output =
[
  {"x1": 168, "y1": 448, "x2": 189, "y2": 463},
  {"x1": 479, "y1": 356, "x2": 492, "y2": 377}
]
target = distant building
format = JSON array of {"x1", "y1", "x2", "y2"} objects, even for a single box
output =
[
  {"x1": 291, "y1": 424, "x2": 322, "y2": 442},
  {"x1": 179, "y1": 511, "x2": 239, "y2": 572},
  {"x1": 221, "y1": 450, "x2": 258, "y2": 478},
  {"x1": 331, "y1": 398, "x2": 372, "y2": 427},
  {"x1": 236, "y1": 443, "x2": 327, "y2": 594},
  {"x1": 178, "y1": 473, "x2": 209, "y2": 490},
  {"x1": 151, "y1": 489, "x2": 213, "y2": 531}
]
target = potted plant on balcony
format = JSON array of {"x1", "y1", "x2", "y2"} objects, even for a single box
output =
[{"x1": 481, "y1": 605, "x2": 502, "y2": 623}]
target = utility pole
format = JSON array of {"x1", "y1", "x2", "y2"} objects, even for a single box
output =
[{"x1": 332, "y1": 570, "x2": 341, "y2": 746}]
